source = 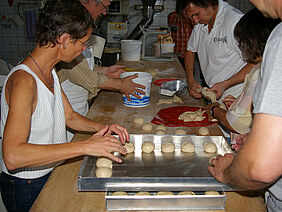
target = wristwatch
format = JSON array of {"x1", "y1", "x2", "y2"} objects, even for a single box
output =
[{"x1": 210, "y1": 105, "x2": 220, "y2": 117}]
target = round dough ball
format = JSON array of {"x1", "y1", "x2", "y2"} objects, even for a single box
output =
[
  {"x1": 156, "y1": 125, "x2": 166, "y2": 131},
  {"x1": 203, "y1": 142, "x2": 217, "y2": 153},
  {"x1": 95, "y1": 167, "x2": 112, "y2": 178},
  {"x1": 175, "y1": 129, "x2": 186, "y2": 135},
  {"x1": 142, "y1": 123, "x2": 153, "y2": 131},
  {"x1": 205, "y1": 191, "x2": 219, "y2": 195},
  {"x1": 124, "y1": 142, "x2": 135, "y2": 154},
  {"x1": 112, "y1": 191, "x2": 127, "y2": 196},
  {"x1": 135, "y1": 191, "x2": 150, "y2": 196},
  {"x1": 199, "y1": 127, "x2": 209, "y2": 135},
  {"x1": 156, "y1": 130, "x2": 166, "y2": 135},
  {"x1": 96, "y1": 157, "x2": 113, "y2": 169},
  {"x1": 156, "y1": 191, "x2": 174, "y2": 195},
  {"x1": 133, "y1": 117, "x2": 144, "y2": 125},
  {"x1": 178, "y1": 191, "x2": 195, "y2": 195},
  {"x1": 142, "y1": 142, "x2": 155, "y2": 153},
  {"x1": 181, "y1": 142, "x2": 195, "y2": 153},
  {"x1": 161, "y1": 142, "x2": 175, "y2": 153}
]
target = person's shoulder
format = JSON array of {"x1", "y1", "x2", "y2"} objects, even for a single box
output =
[
  {"x1": 220, "y1": 1, "x2": 243, "y2": 24},
  {"x1": 9, "y1": 67, "x2": 36, "y2": 90}
]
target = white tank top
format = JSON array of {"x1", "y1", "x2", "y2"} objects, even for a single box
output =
[{"x1": 0, "y1": 64, "x2": 67, "y2": 179}]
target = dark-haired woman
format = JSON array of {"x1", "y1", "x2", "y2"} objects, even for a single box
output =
[{"x1": 0, "y1": 0, "x2": 128, "y2": 211}]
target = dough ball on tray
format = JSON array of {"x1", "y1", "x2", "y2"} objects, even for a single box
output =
[
  {"x1": 142, "y1": 142, "x2": 155, "y2": 153},
  {"x1": 156, "y1": 124, "x2": 166, "y2": 131},
  {"x1": 181, "y1": 142, "x2": 195, "y2": 153},
  {"x1": 178, "y1": 191, "x2": 195, "y2": 195},
  {"x1": 156, "y1": 191, "x2": 174, "y2": 195},
  {"x1": 96, "y1": 157, "x2": 113, "y2": 169},
  {"x1": 205, "y1": 191, "x2": 220, "y2": 195},
  {"x1": 95, "y1": 167, "x2": 112, "y2": 178},
  {"x1": 161, "y1": 142, "x2": 175, "y2": 153},
  {"x1": 112, "y1": 191, "x2": 128, "y2": 196},
  {"x1": 124, "y1": 142, "x2": 135, "y2": 154},
  {"x1": 199, "y1": 127, "x2": 209, "y2": 135},
  {"x1": 142, "y1": 123, "x2": 153, "y2": 131},
  {"x1": 203, "y1": 142, "x2": 217, "y2": 153},
  {"x1": 175, "y1": 129, "x2": 186, "y2": 135},
  {"x1": 135, "y1": 191, "x2": 150, "y2": 196},
  {"x1": 156, "y1": 130, "x2": 166, "y2": 135}
]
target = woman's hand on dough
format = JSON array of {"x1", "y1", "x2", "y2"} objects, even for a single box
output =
[
  {"x1": 108, "y1": 123, "x2": 129, "y2": 144},
  {"x1": 120, "y1": 74, "x2": 146, "y2": 101},
  {"x1": 84, "y1": 126, "x2": 127, "y2": 162},
  {"x1": 106, "y1": 65, "x2": 126, "y2": 79},
  {"x1": 188, "y1": 81, "x2": 202, "y2": 99},
  {"x1": 222, "y1": 95, "x2": 236, "y2": 109}
]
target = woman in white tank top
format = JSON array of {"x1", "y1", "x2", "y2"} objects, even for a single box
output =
[{"x1": 0, "y1": 1, "x2": 128, "y2": 211}]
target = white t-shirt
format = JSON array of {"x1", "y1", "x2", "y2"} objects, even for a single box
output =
[
  {"x1": 187, "y1": 0, "x2": 246, "y2": 99},
  {"x1": 253, "y1": 22, "x2": 282, "y2": 212}
]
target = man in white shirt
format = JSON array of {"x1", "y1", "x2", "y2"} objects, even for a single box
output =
[{"x1": 184, "y1": 0, "x2": 253, "y2": 102}]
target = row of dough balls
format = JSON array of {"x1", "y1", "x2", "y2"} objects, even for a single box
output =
[
  {"x1": 95, "y1": 157, "x2": 113, "y2": 178},
  {"x1": 126, "y1": 141, "x2": 217, "y2": 154},
  {"x1": 112, "y1": 191, "x2": 220, "y2": 196}
]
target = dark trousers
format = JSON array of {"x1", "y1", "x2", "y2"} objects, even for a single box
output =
[{"x1": 0, "y1": 171, "x2": 51, "y2": 212}]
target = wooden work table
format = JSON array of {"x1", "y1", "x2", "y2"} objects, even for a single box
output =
[{"x1": 30, "y1": 58, "x2": 266, "y2": 212}]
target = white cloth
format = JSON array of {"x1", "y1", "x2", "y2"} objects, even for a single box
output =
[
  {"x1": 0, "y1": 64, "x2": 66, "y2": 179},
  {"x1": 187, "y1": 0, "x2": 246, "y2": 98},
  {"x1": 253, "y1": 22, "x2": 282, "y2": 212}
]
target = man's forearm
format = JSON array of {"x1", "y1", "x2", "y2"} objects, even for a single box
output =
[
  {"x1": 184, "y1": 50, "x2": 196, "y2": 85},
  {"x1": 98, "y1": 78, "x2": 121, "y2": 91}
]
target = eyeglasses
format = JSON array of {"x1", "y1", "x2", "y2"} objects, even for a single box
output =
[
  {"x1": 76, "y1": 39, "x2": 92, "y2": 49},
  {"x1": 99, "y1": 1, "x2": 109, "y2": 11}
]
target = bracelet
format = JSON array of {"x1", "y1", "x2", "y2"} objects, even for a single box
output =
[{"x1": 210, "y1": 105, "x2": 220, "y2": 117}]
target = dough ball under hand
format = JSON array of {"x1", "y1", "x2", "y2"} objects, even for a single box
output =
[
  {"x1": 96, "y1": 157, "x2": 113, "y2": 169},
  {"x1": 205, "y1": 191, "x2": 220, "y2": 195},
  {"x1": 178, "y1": 191, "x2": 195, "y2": 195},
  {"x1": 112, "y1": 191, "x2": 128, "y2": 196},
  {"x1": 155, "y1": 125, "x2": 166, "y2": 131},
  {"x1": 142, "y1": 142, "x2": 155, "y2": 153},
  {"x1": 134, "y1": 117, "x2": 144, "y2": 125},
  {"x1": 135, "y1": 191, "x2": 150, "y2": 196},
  {"x1": 156, "y1": 130, "x2": 166, "y2": 135},
  {"x1": 203, "y1": 142, "x2": 217, "y2": 153},
  {"x1": 95, "y1": 167, "x2": 112, "y2": 178},
  {"x1": 175, "y1": 129, "x2": 186, "y2": 135},
  {"x1": 181, "y1": 142, "x2": 195, "y2": 153},
  {"x1": 161, "y1": 142, "x2": 175, "y2": 153},
  {"x1": 199, "y1": 127, "x2": 209, "y2": 135},
  {"x1": 156, "y1": 191, "x2": 174, "y2": 195},
  {"x1": 142, "y1": 123, "x2": 153, "y2": 131},
  {"x1": 124, "y1": 142, "x2": 135, "y2": 154}
]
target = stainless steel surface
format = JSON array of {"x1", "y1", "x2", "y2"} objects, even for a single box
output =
[
  {"x1": 106, "y1": 191, "x2": 226, "y2": 211},
  {"x1": 78, "y1": 135, "x2": 237, "y2": 192},
  {"x1": 159, "y1": 80, "x2": 187, "y2": 97}
]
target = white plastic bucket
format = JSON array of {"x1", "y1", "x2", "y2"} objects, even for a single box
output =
[
  {"x1": 120, "y1": 72, "x2": 152, "y2": 107},
  {"x1": 154, "y1": 43, "x2": 175, "y2": 56},
  {"x1": 121, "y1": 40, "x2": 142, "y2": 61}
]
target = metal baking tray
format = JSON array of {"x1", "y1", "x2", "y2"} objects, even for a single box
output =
[
  {"x1": 78, "y1": 134, "x2": 236, "y2": 191},
  {"x1": 106, "y1": 191, "x2": 226, "y2": 211},
  {"x1": 159, "y1": 80, "x2": 187, "y2": 97}
]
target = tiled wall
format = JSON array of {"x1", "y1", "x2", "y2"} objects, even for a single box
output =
[{"x1": 0, "y1": 0, "x2": 253, "y2": 67}]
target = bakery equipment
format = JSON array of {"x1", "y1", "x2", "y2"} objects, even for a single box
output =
[{"x1": 159, "y1": 80, "x2": 187, "y2": 97}]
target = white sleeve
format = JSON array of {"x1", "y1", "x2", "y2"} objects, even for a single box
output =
[{"x1": 187, "y1": 25, "x2": 200, "y2": 52}]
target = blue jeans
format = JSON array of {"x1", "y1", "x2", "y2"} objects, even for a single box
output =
[{"x1": 0, "y1": 171, "x2": 51, "y2": 212}]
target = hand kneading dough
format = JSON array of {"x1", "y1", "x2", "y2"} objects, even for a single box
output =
[
  {"x1": 175, "y1": 129, "x2": 186, "y2": 135},
  {"x1": 203, "y1": 142, "x2": 217, "y2": 153},
  {"x1": 142, "y1": 123, "x2": 153, "y2": 131},
  {"x1": 181, "y1": 142, "x2": 195, "y2": 153},
  {"x1": 124, "y1": 142, "x2": 135, "y2": 153},
  {"x1": 201, "y1": 87, "x2": 216, "y2": 103},
  {"x1": 205, "y1": 191, "x2": 220, "y2": 195},
  {"x1": 135, "y1": 191, "x2": 150, "y2": 196},
  {"x1": 95, "y1": 167, "x2": 112, "y2": 177},
  {"x1": 134, "y1": 117, "x2": 144, "y2": 125},
  {"x1": 96, "y1": 157, "x2": 113, "y2": 169},
  {"x1": 156, "y1": 130, "x2": 166, "y2": 135},
  {"x1": 157, "y1": 191, "x2": 174, "y2": 195},
  {"x1": 199, "y1": 127, "x2": 209, "y2": 135},
  {"x1": 161, "y1": 142, "x2": 175, "y2": 153},
  {"x1": 156, "y1": 125, "x2": 166, "y2": 131},
  {"x1": 178, "y1": 191, "x2": 195, "y2": 195},
  {"x1": 112, "y1": 191, "x2": 127, "y2": 196},
  {"x1": 142, "y1": 142, "x2": 155, "y2": 153}
]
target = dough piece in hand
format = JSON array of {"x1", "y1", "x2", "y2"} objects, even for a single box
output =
[
  {"x1": 201, "y1": 87, "x2": 216, "y2": 103},
  {"x1": 203, "y1": 142, "x2": 217, "y2": 153},
  {"x1": 156, "y1": 130, "x2": 166, "y2": 135},
  {"x1": 134, "y1": 117, "x2": 144, "y2": 125},
  {"x1": 142, "y1": 142, "x2": 155, "y2": 153},
  {"x1": 157, "y1": 191, "x2": 174, "y2": 195},
  {"x1": 124, "y1": 142, "x2": 135, "y2": 154},
  {"x1": 205, "y1": 191, "x2": 220, "y2": 195},
  {"x1": 96, "y1": 157, "x2": 113, "y2": 169},
  {"x1": 95, "y1": 167, "x2": 112, "y2": 178},
  {"x1": 178, "y1": 191, "x2": 195, "y2": 195},
  {"x1": 199, "y1": 127, "x2": 209, "y2": 135},
  {"x1": 135, "y1": 191, "x2": 150, "y2": 196},
  {"x1": 142, "y1": 123, "x2": 153, "y2": 131},
  {"x1": 161, "y1": 142, "x2": 175, "y2": 153},
  {"x1": 175, "y1": 129, "x2": 186, "y2": 135},
  {"x1": 181, "y1": 142, "x2": 195, "y2": 153},
  {"x1": 156, "y1": 124, "x2": 166, "y2": 131},
  {"x1": 112, "y1": 191, "x2": 128, "y2": 196}
]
